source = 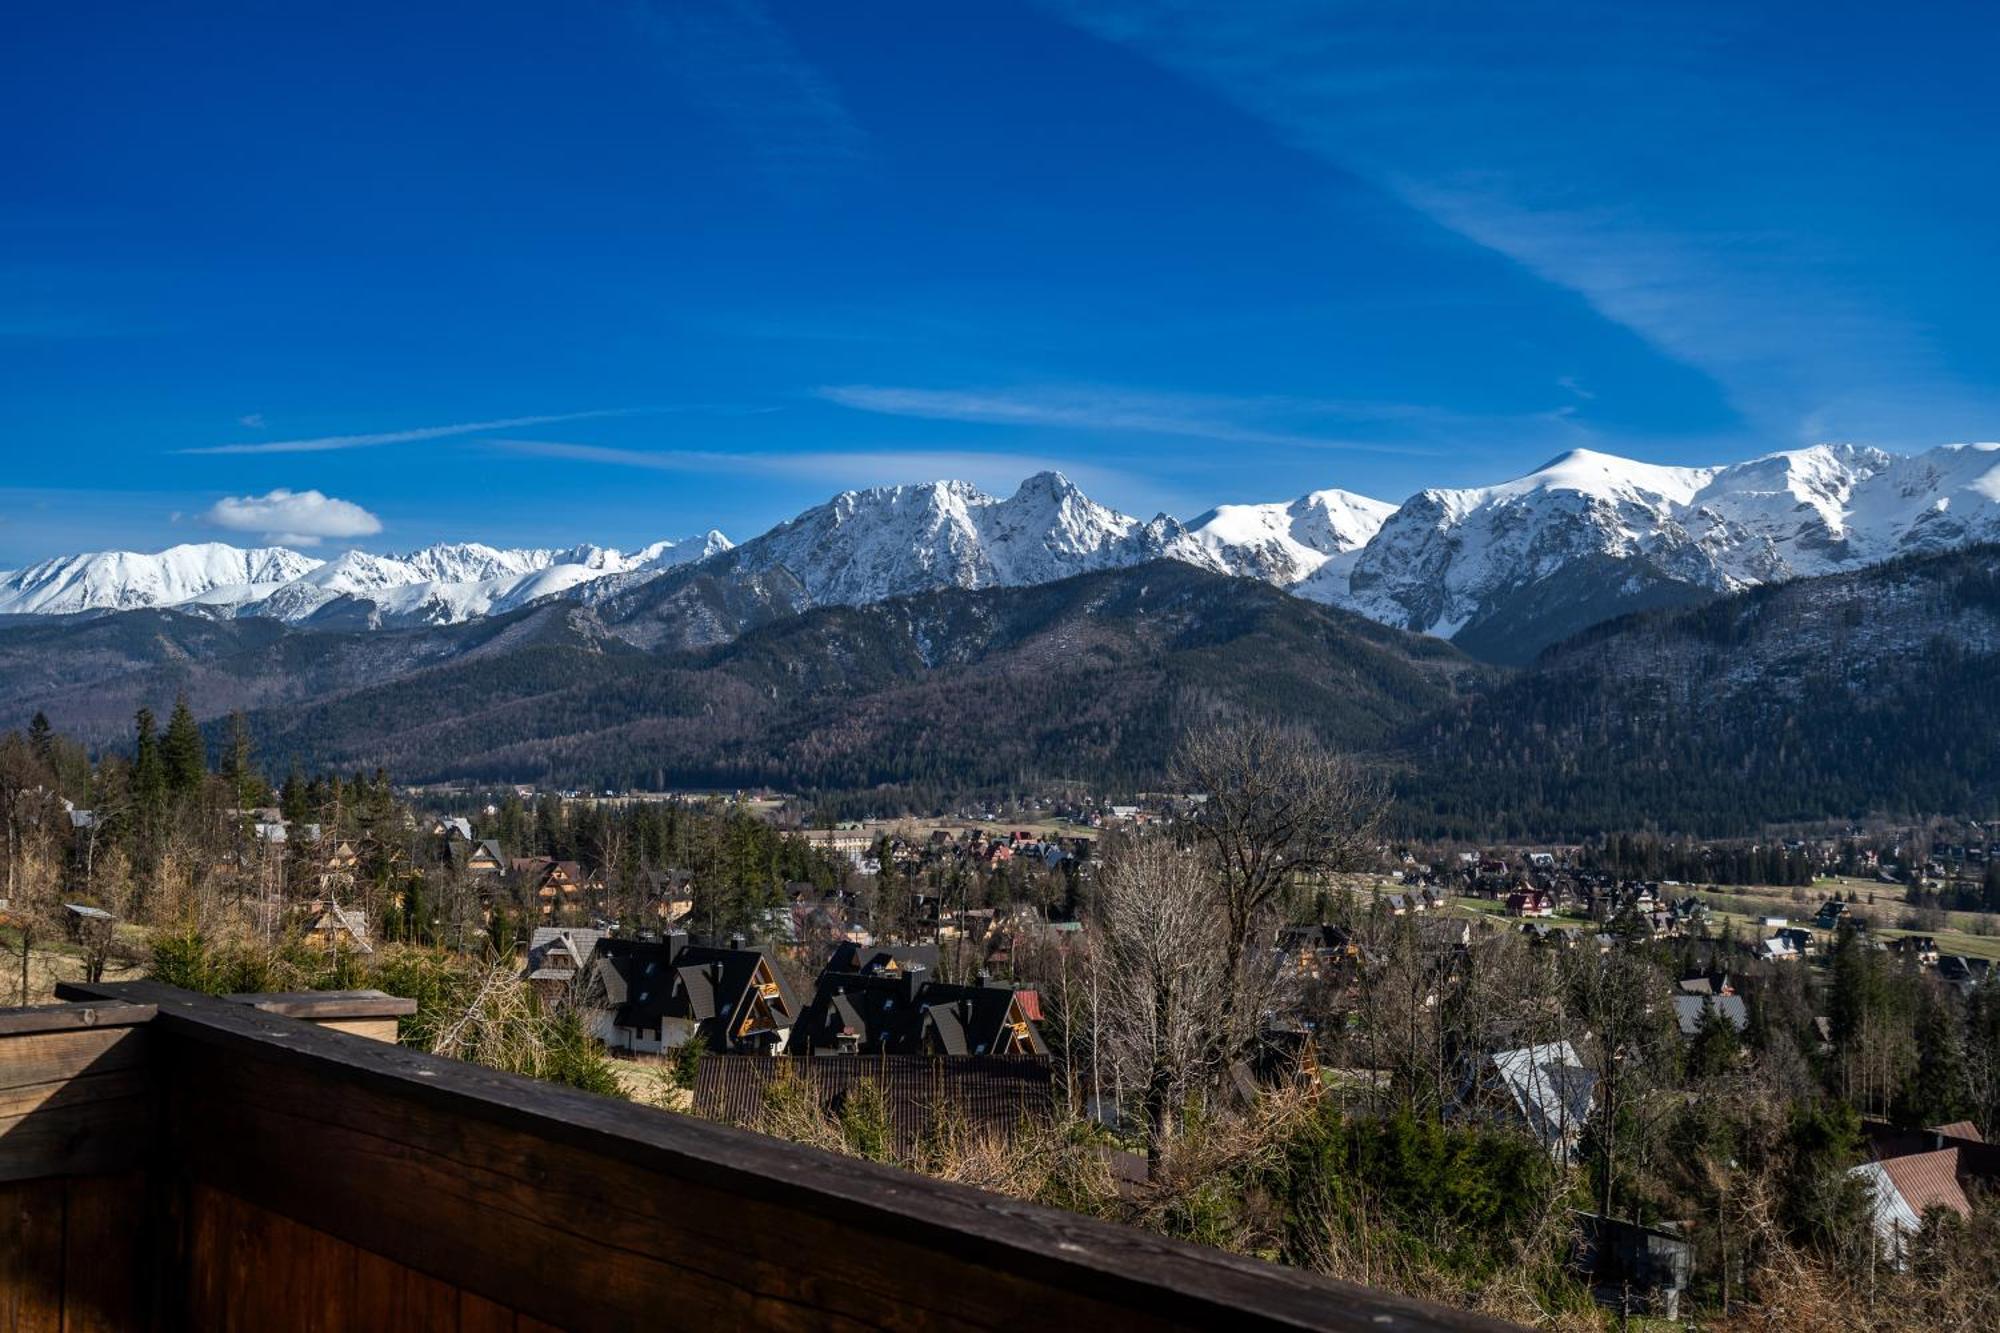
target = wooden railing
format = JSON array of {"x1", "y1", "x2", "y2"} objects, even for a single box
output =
[{"x1": 0, "y1": 980, "x2": 1516, "y2": 1332}]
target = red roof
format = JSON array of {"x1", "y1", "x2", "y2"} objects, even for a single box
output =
[{"x1": 1879, "y1": 1148, "x2": 1972, "y2": 1222}]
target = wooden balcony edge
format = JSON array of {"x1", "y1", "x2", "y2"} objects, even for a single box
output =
[{"x1": 54, "y1": 978, "x2": 1516, "y2": 1333}]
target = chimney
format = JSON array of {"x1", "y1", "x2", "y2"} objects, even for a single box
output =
[
  {"x1": 666, "y1": 930, "x2": 689, "y2": 963},
  {"x1": 729, "y1": 933, "x2": 747, "y2": 952},
  {"x1": 975, "y1": 969, "x2": 992, "y2": 988}
]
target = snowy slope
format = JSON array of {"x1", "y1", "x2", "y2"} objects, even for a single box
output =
[
  {"x1": 0, "y1": 533, "x2": 733, "y2": 626},
  {"x1": 0, "y1": 544, "x2": 324, "y2": 616},
  {"x1": 1293, "y1": 443, "x2": 2000, "y2": 653},
  {"x1": 722, "y1": 471, "x2": 1229, "y2": 605},
  {"x1": 1187, "y1": 489, "x2": 1396, "y2": 585}
]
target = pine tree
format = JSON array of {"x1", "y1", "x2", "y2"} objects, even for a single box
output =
[
  {"x1": 161, "y1": 695, "x2": 206, "y2": 798},
  {"x1": 280, "y1": 763, "x2": 309, "y2": 823},
  {"x1": 1893, "y1": 987, "x2": 1970, "y2": 1129},
  {"x1": 220, "y1": 711, "x2": 262, "y2": 809},
  {"x1": 26, "y1": 712, "x2": 53, "y2": 765},
  {"x1": 132, "y1": 708, "x2": 167, "y2": 823}
]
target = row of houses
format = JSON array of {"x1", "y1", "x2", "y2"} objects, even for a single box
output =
[{"x1": 523, "y1": 929, "x2": 1049, "y2": 1062}]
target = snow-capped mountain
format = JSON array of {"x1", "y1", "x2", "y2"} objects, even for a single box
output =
[
  {"x1": 1292, "y1": 442, "x2": 2000, "y2": 660},
  {"x1": 7, "y1": 443, "x2": 2000, "y2": 659},
  {"x1": 0, "y1": 544, "x2": 324, "y2": 617},
  {"x1": 0, "y1": 533, "x2": 732, "y2": 626},
  {"x1": 719, "y1": 471, "x2": 1228, "y2": 605},
  {"x1": 1187, "y1": 489, "x2": 1396, "y2": 586}
]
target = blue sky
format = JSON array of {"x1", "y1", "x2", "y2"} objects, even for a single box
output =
[{"x1": 4, "y1": 0, "x2": 1996, "y2": 562}]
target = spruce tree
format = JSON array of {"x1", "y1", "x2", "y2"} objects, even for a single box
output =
[
  {"x1": 26, "y1": 712, "x2": 53, "y2": 765},
  {"x1": 221, "y1": 711, "x2": 262, "y2": 808},
  {"x1": 161, "y1": 695, "x2": 206, "y2": 797},
  {"x1": 132, "y1": 708, "x2": 167, "y2": 822}
]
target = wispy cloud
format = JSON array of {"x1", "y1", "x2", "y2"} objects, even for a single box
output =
[
  {"x1": 817, "y1": 384, "x2": 1461, "y2": 454},
  {"x1": 179, "y1": 409, "x2": 645, "y2": 456},
  {"x1": 202, "y1": 488, "x2": 383, "y2": 546},
  {"x1": 1039, "y1": 1, "x2": 1997, "y2": 444}
]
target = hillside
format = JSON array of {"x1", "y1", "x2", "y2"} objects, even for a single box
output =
[
  {"x1": 236, "y1": 562, "x2": 1486, "y2": 798},
  {"x1": 1396, "y1": 544, "x2": 2000, "y2": 837}
]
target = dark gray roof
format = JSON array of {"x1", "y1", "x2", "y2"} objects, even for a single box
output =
[{"x1": 1673, "y1": 993, "x2": 1748, "y2": 1037}]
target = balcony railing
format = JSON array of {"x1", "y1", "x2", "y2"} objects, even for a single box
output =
[{"x1": 0, "y1": 980, "x2": 1513, "y2": 1331}]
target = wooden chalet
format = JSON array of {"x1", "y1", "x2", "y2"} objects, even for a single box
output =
[
  {"x1": 463, "y1": 838, "x2": 507, "y2": 878},
  {"x1": 299, "y1": 899, "x2": 373, "y2": 955},
  {"x1": 788, "y1": 944, "x2": 1049, "y2": 1058},
  {"x1": 578, "y1": 932, "x2": 799, "y2": 1055},
  {"x1": 522, "y1": 926, "x2": 605, "y2": 991},
  {"x1": 8, "y1": 981, "x2": 1503, "y2": 1330},
  {"x1": 512, "y1": 856, "x2": 594, "y2": 917}
]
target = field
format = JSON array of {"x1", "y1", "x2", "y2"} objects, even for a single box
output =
[{"x1": 1349, "y1": 873, "x2": 2000, "y2": 961}]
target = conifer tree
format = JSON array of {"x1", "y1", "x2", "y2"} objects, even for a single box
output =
[
  {"x1": 161, "y1": 695, "x2": 206, "y2": 798},
  {"x1": 132, "y1": 708, "x2": 166, "y2": 823}
]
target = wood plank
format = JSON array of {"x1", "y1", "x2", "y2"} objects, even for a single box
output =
[
  {"x1": 0, "y1": 1095, "x2": 151, "y2": 1183},
  {"x1": 224, "y1": 992, "x2": 416, "y2": 1020},
  {"x1": 312, "y1": 1018, "x2": 402, "y2": 1043},
  {"x1": 353, "y1": 1249, "x2": 458, "y2": 1333},
  {"x1": 58, "y1": 1173, "x2": 144, "y2": 1333},
  {"x1": 0, "y1": 1030, "x2": 146, "y2": 1094},
  {"x1": 0, "y1": 1177, "x2": 67, "y2": 1333},
  {"x1": 184, "y1": 1185, "x2": 229, "y2": 1331},
  {"x1": 455, "y1": 1289, "x2": 515, "y2": 1333},
  {"x1": 0, "y1": 1029, "x2": 151, "y2": 1179},
  {"x1": 0, "y1": 1005, "x2": 154, "y2": 1038}
]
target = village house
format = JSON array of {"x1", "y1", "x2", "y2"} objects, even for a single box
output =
[
  {"x1": 1506, "y1": 888, "x2": 1556, "y2": 918},
  {"x1": 1891, "y1": 934, "x2": 1940, "y2": 965},
  {"x1": 299, "y1": 899, "x2": 372, "y2": 955},
  {"x1": 511, "y1": 856, "x2": 595, "y2": 918},
  {"x1": 788, "y1": 943, "x2": 1048, "y2": 1058},
  {"x1": 1460, "y1": 1041, "x2": 1597, "y2": 1163},
  {"x1": 1850, "y1": 1146, "x2": 1974, "y2": 1267},
  {"x1": 578, "y1": 933, "x2": 799, "y2": 1055},
  {"x1": 521, "y1": 926, "x2": 605, "y2": 992},
  {"x1": 1672, "y1": 992, "x2": 1748, "y2": 1039},
  {"x1": 463, "y1": 838, "x2": 507, "y2": 879}
]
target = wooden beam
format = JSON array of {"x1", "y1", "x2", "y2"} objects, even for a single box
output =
[
  {"x1": 0, "y1": 1003, "x2": 156, "y2": 1038},
  {"x1": 222, "y1": 991, "x2": 418, "y2": 1020}
]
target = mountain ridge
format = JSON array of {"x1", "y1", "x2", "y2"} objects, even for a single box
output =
[{"x1": 7, "y1": 443, "x2": 2000, "y2": 661}]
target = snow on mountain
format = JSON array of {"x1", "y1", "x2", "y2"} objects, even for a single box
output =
[
  {"x1": 9, "y1": 444, "x2": 2000, "y2": 654},
  {"x1": 721, "y1": 471, "x2": 1229, "y2": 606},
  {"x1": 1187, "y1": 489, "x2": 1396, "y2": 585},
  {"x1": 0, "y1": 533, "x2": 735, "y2": 626},
  {"x1": 1294, "y1": 443, "x2": 2000, "y2": 652},
  {"x1": 0, "y1": 543, "x2": 324, "y2": 616}
]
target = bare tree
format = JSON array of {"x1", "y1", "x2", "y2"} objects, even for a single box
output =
[
  {"x1": 1172, "y1": 722, "x2": 1386, "y2": 1039},
  {"x1": 1096, "y1": 834, "x2": 1232, "y2": 1166}
]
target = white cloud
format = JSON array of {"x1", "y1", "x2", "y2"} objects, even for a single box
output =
[
  {"x1": 237, "y1": 412, "x2": 266, "y2": 429},
  {"x1": 202, "y1": 489, "x2": 383, "y2": 546}
]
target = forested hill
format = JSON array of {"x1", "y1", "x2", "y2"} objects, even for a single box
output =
[
  {"x1": 237, "y1": 561, "x2": 1487, "y2": 801},
  {"x1": 1394, "y1": 543, "x2": 2000, "y2": 838}
]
